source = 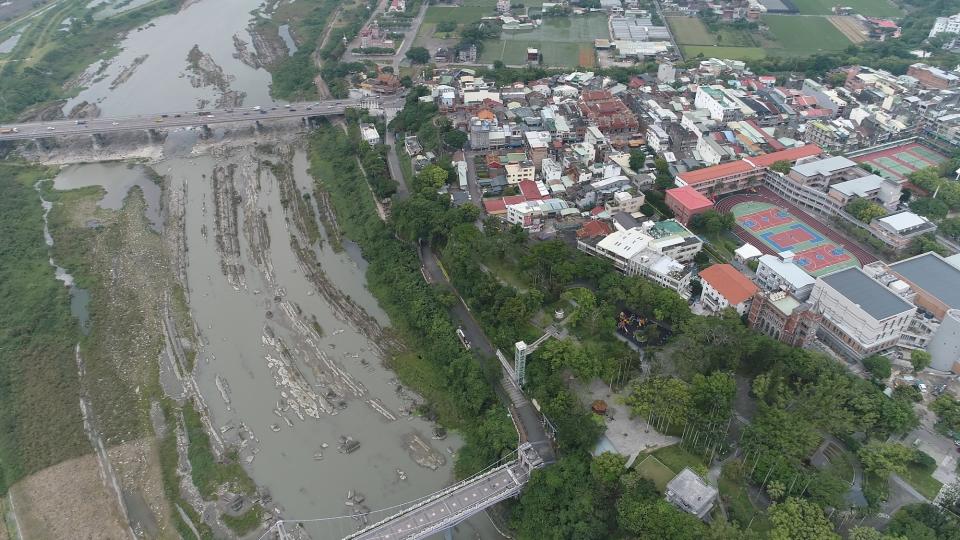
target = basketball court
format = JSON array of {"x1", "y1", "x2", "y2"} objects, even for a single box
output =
[{"x1": 730, "y1": 200, "x2": 859, "y2": 276}]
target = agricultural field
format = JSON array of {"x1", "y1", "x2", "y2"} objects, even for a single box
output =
[
  {"x1": 763, "y1": 15, "x2": 853, "y2": 54},
  {"x1": 789, "y1": 0, "x2": 902, "y2": 17},
  {"x1": 479, "y1": 13, "x2": 606, "y2": 67},
  {"x1": 668, "y1": 14, "x2": 852, "y2": 60},
  {"x1": 667, "y1": 16, "x2": 757, "y2": 47},
  {"x1": 424, "y1": 0, "x2": 499, "y2": 24}
]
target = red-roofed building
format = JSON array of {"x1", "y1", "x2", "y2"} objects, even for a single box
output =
[
  {"x1": 518, "y1": 179, "x2": 545, "y2": 200},
  {"x1": 483, "y1": 198, "x2": 507, "y2": 214},
  {"x1": 675, "y1": 145, "x2": 823, "y2": 197},
  {"x1": 666, "y1": 186, "x2": 715, "y2": 225},
  {"x1": 674, "y1": 160, "x2": 757, "y2": 196},
  {"x1": 748, "y1": 145, "x2": 822, "y2": 167},
  {"x1": 699, "y1": 264, "x2": 759, "y2": 315},
  {"x1": 577, "y1": 220, "x2": 613, "y2": 239},
  {"x1": 482, "y1": 194, "x2": 527, "y2": 215},
  {"x1": 578, "y1": 90, "x2": 639, "y2": 139}
]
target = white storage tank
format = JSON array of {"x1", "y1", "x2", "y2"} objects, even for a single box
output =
[{"x1": 928, "y1": 309, "x2": 960, "y2": 372}]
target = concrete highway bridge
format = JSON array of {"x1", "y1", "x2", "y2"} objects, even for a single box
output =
[{"x1": 0, "y1": 96, "x2": 400, "y2": 142}]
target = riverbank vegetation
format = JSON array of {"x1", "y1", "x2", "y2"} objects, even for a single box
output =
[
  {"x1": 260, "y1": 0, "x2": 340, "y2": 100},
  {"x1": 307, "y1": 120, "x2": 516, "y2": 477},
  {"x1": 263, "y1": 0, "x2": 378, "y2": 100},
  {"x1": 0, "y1": 162, "x2": 87, "y2": 493},
  {"x1": 0, "y1": 0, "x2": 183, "y2": 121},
  {"x1": 183, "y1": 402, "x2": 256, "y2": 499}
]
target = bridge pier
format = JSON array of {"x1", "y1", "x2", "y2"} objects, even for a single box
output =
[
  {"x1": 35, "y1": 137, "x2": 54, "y2": 152},
  {"x1": 91, "y1": 132, "x2": 107, "y2": 149},
  {"x1": 147, "y1": 128, "x2": 164, "y2": 144}
]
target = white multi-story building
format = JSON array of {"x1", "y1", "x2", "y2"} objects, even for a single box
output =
[
  {"x1": 930, "y1": 13, "x2": 960, "y2": 38},
  {"x1": 605, "y1": 191, "x2": 645, "y2": 214},
  {"x1": 646, "y1": 124, "x2": 670, "y2": 153},
  {"x1": 694, "y1": 85, "x2": 742, "y2": 122},
  {"x1": 576, "y1": 224, "x2": 699, "y2": 298},
  {"x1": 755, "y1": 253, "x2": 816, "y2": 300},
  {"x1": 809, "y1": 267, "x2": 916, "y2": 359},
  {"x1": 869, "y1": 212, "x2": 938, "y2": 251},
  {"x1": 505, "y1": 161, "x2": 535, "y2": 184},
  {"x1": 696, "y1": 136, "x2": 731, "y2": 165},
  {"x1": 505, "y1": 198, "x2": 569, "y2": 231}
]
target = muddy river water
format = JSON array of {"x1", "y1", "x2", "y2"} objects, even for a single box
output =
[{"x1": 45, "y1": 0, "x2": 501, "y2": 538}]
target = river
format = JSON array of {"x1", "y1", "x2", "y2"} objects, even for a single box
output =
[{"x1": 48, "y1": 0, "x2": 500, "y2": 538}]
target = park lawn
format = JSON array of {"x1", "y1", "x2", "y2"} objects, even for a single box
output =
[
  {"x1": 483, "y1": 258, "x2": 528, "y2": 291},
  {"x1": 900, "y1": 465, "x2": 943, "y2": 500},
  {"x1": 635, "y1": 456, "x2": 676, "y2": 491},
  {"x1": 667, "y1": 17, "x2": 757, "y2": 47},
  {"x1": 652, "y1": 444, "x2": 707, "y2": 473},
  {"x1": 718, "y1": 470, "x2": 772, "y2": 534},
  {"x1": 790, "y1": 0, "x2": 902, "y2": 17},
  {"x1": 682, "y1": 45, "x2": 766, "y2": 60},
  {"x1": 763, "y1": 15, "x2": 852, "y2": 54}
]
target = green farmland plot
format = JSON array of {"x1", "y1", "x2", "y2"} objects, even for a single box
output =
[
  {"x1": 667, "y1": 17, "x2": 757, "y2": 47},
  {"x1": 790, "y1": 0, "x2": 902, "y2": 17},
  {"x1": 763, "y1": 15, "x2": 853, "y2": 54},
  {"x1": 480, "y1": 14, "x2": 607, "y2": 67},
  {"x1": 669, "y1": 13, "x2": 852, "y2": 60}
]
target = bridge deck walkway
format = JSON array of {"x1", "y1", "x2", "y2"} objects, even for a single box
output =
[{"x1": 346, "y1": 461, "x2": 528, "y2": 540}]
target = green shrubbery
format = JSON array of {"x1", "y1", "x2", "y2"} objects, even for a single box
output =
[{"x1": 0, "y1": 163, "x2": 87, "y2": 493}]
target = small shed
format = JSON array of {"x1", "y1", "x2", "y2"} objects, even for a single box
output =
[
  {"x1": 665, "y1": 468, "x2": 718, "y2": 519},
  {"x1": 734, "y1": 243, "x2": 763, "y2": 265}
]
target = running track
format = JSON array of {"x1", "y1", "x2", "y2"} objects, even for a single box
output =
[{"x1": 715, "y1": 187, "x2": 877, "y2": 267}]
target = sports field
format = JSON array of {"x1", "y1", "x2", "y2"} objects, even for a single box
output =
[
  {"x1": 730, "y1": 200, "x2": 860, "y2": 276},
  {"x1": 480, "y1": 14, "x2": 605, "y2": 67},
  {"x1": 853, "y1": 142, "x2": 948, "y2": 184},
  {"x1": 789, "y1": 0, "x2": 901, "y2": 17}
]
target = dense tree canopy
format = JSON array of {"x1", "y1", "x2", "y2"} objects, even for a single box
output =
[
  {"x1": 405, "y1": 46, "x2": 431, "y2": 64},
  {"x1": 858, "y1": 441, "x2": 914, "y2": 479},
  {"x1": 862, "y1": 354, "x2": 892, "y2": 381},
  {"x1": 768, "y1": 497, "x2": 839, "y2": 540},
  {"x1": 846, "y1": 198, "x2": 887, "y2": 223},
  {"x1": 887, "y1": 503, "x2": 960, "y2": 540}
]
